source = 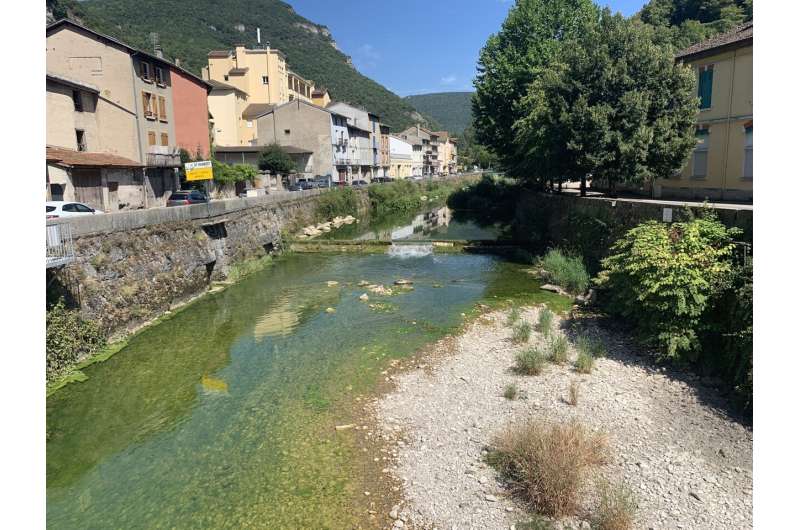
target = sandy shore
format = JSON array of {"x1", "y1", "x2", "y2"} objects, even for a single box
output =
[{"x1": 372, "y1": 306, "x2": 752, "y2": 529}]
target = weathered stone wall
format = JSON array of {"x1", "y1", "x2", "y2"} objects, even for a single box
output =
[
  {"x1": 50, "y1": 189, "x2": 370, "y2": 339},
  {"x1": 514, "y1": 192, "x2": 753, "y2": 273}
]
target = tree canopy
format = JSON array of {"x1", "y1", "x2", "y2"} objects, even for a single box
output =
[
  {"x1": 258, "y1": 144, "x2": 296, "y2": 175},
  {"x1": 637, "y1": 0, "x2": 753, "y2": 49},
  {"x1": 513, "y1": 10, "x2": 698, "y2": 192},
  {"x1": 472, "y1": 0, "x2": 598, "y2": 174}
]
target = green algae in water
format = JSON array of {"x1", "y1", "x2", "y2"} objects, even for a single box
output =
[{"x1": 46, "y1": 253, "x2": 568, "y2": 529}]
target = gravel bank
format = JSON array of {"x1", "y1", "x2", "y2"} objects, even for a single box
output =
[{"x1": 374, "y1": 306, "x2": 752, "y2": 529}]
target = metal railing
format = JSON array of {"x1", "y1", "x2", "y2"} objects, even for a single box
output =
[{"x1": 46, "y1": 222, "x2": 76, "y2": 268}]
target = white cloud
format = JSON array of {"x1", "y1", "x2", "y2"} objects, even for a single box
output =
[
  {"x1": 440, "y1": 74, "x2": 457, "y2": 85},
  {"x1": 353, "y1": 43, "x2": 381, "y2": 71}
]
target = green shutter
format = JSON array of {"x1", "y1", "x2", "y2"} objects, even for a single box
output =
[{"x1": 698, "y1": 68, "x2": 713, "y2": 109}]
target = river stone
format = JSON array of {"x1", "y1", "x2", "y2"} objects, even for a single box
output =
[
  {"x1": 359, "y1": 293, "x2": 369, "y2": 302},
  {"x1": 394, "y1": 279, "x2": 413, "y2": 286}
]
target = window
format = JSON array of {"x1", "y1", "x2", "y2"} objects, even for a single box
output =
[
  {"x1": 155, "y1": 66, "x2": 165, "y2": 85},
  {"x1": 62, "y1": 203, "x2": 79, "y2": 212},
  {"x1": 142, "y1": 91, "x2": 156, "y2": 118},
  {"x1": 72, "y1": 90, "x2": 83, "y2": 112},
  {"x1": 284, "y1": 129, "x2": 291, "y2": 135},
  {"x1": 139, "y1": 61, "x2": 151, "y2": 81},
  {"x1": 148, "y1": 131, "x2": 157, "y2": 146},
  {"x1": 692, "y1": 130, "x2": 709, "y2": 178},
  {"x1": 158, "y1": 96, "x2": 167, "y2": 121},
  {"x1": 224, "y1": 75, "x2": 229, "y2": 81},
  {"x1": 698, "y1": 65, "x2": 713, "y2": 110},
  {"x1": 246, "y1": 120, "x2": 253, "y2": 128},
  {"x1": 262, "y1": 75, "x2": 269, "y2": 84},
  {"x1": 76, "y1": 129, "x2": 87, "y2": 151},
  {"x1": 743, "y1": 126, "x2": 753, "y2": 179},
  {"x1": 160, "y1": 133, "x2": 169, "y2": 146},
  {"x1": 74, "y1": 203, "x2": 94, "y2": 213}
]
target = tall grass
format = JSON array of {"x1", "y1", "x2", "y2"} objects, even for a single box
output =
[
  {"x1": 515, "y1": 347, "x2": 546, "y2": 375},
  {"x1": 489, "y1": 421, "x2": 607, "y2": 517},
  {"x1": 548, "y1": 335, "x2": 568, "y2": 364},
  {"x1": 507, "y1": 307, "x2": 522, "y2": 326},
  {"x1": 512, "y1": 321, "x2": 532, "y2": 344},
  {"x1": 314, "y1": 186, "x2": 360, "y2": 220},
  {"x1": 504, "y1": 383, "x2": 520, "y2": 400},
  {"x1": 536, "y1": 308, "x2": 554, "y2": 337},
  {"x1": 594, "y1": 481, "x2": 636, "y2": 530},
  {"x1": 538, "y1": 249, "x2": 590, "y2": 294}
]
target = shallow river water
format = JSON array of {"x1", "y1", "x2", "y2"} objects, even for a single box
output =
[{"x1": 46, "y1": 214, "x2": 565, "y2": 529}]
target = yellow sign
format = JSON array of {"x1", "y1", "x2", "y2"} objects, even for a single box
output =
[{"x1": 185, "y1": 160, "x2": 213, "y2": 181}]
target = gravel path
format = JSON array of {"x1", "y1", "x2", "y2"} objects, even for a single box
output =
[{"x1": 374, "y1": 307, "x2": 752, "y2": 529}]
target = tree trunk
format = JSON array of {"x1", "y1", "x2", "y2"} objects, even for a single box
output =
[{"x1": 580, "y1": 175, "x2": 587, "y2": 197}]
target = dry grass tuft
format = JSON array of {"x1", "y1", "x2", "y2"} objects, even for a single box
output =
[
  {"x1": 575, "y1": 351, "x2": 594, "y2": 374},
  {"x1": 489, "y1": 421, "x2": 607, "y2": 517},
  {"x1": 568, "y1": 381, "x2": 580, "y2": 406},
  {"x1": 536, "y1": 308, "x2": 554, "y2": 337},
  {"x1": 507, "y1": 307, "x2": 522, "y2": 326},
  {"x1": 593, "y1": 480, "x2": 637, "y2": 530}
]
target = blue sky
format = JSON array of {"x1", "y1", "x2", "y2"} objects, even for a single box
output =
[{"x1": 288, "y1": 0, "x2": 648, "y2": 97}]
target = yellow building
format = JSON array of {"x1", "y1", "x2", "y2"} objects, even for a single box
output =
[
  {"x1": 312, "y1": 88, "x2": 331, "y2": 108},
  {"x1": 203, "y1": 44, "x2": 317, "y2": 146},
  {"x1": 655, "y1": 22, "x2": 753, "y2": 202}
]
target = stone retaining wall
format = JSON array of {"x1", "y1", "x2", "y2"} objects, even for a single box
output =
[{"x1": 49, "y1": 189, "x2": 370, "y2": 339}]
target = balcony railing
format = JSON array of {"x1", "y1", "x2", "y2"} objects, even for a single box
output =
[{"x1": 46, "y1": 222, "x2": 75, "y2": 268}]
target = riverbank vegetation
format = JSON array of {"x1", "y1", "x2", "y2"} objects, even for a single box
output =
[
  {"x1": 538, "y1": 249, "x2": 590, "y2": 294},
  {"x1": 46, "y1": 300, "x2": 105, "y2": 382}
]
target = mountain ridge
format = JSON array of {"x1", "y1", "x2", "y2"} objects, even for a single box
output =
[{"x1": 405, "y1": 91, "x2": 475, "y2": 135}]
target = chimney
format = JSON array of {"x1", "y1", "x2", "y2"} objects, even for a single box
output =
[
  {"x1": 416, "y1": 124, "x2": 420, "y2": 136},
  {"x1": 175, "y1": 58, "x2": 181, "y2": 67},
  {"x1": 257, "y1": 27, "x2": 261, "y2": 45}
]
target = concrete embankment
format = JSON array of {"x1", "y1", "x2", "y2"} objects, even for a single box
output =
[{"x1": 48, "y1": 189, "x2": 370, "y2": 339}]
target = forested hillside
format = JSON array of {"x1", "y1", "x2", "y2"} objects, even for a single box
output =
[
  {"x1": 405, "y1": 92, "x2": 475, "y2": 135},
  {"x1": 45, "y1": 0, "x2": 430, "y2": 130},
  {"x1": 636, "y1": 0, "x2": 754, "y2": 49}
]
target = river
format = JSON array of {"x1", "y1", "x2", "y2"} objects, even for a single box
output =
[{"x1": 46, "y1": 209, "x2": 567, "y2": 529}]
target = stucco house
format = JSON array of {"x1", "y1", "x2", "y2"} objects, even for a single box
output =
[
  {"x1": 46, "y1": 19, "x2": 211, "y2": 210},
  {"x1": 654, "y1": 22, "x2": 753, "y2": 202}
]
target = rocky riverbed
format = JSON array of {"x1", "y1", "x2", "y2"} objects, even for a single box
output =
[{"x1": 373, "y1": 306, "x2": 753, "y2": 529}]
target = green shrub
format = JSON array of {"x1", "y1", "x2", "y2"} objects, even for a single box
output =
[
  {"x1": 258, "y1": 143, "x2": 296, "y2": 174},
  {"x1": 536, "y1": 308, "x2": 554, "y2": 337},
  {"x1": 46, "y1": 300, "x2": 105, "y2": 380},
  {"x1": 503, "y1": 383, "x2": 520, "y2": 400},
  {"x1": 596, "y1": 217, "x2": 739, "y2": 361},
  {"x1": 538, "y1": 249, "x2": 590, "y2": 294},
  {"x1": 512, "y1": 321, "x2": 532, "y2": 344},
  {"x1": 315, "y1": 187, "x2": 359, "y2": 220},
  {"x1": 575, "y1": 351, "x2": 594, "y2": 374},
  {"x1": 507, "y1": 307, "x2": 521, "y2": 326},
  {"x1": 515, "y1": 347, "x2": 546, "y2": 375},
  {"x1": 548, "y1": 335, "x2": 568, "y2": 364}
]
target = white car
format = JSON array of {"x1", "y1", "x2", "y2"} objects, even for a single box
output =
[{"x1": 46, "y1": 201, "x2": 104, "y2": 219}]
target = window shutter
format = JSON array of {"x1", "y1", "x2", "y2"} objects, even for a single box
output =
[
  {"x1": 699, "y1": 68, "x2": 713, "y2": 109},
  {"x1": 161, "y1": 133, "x2": 169, "y2": 146},
  {"x1": 148, "y1": 131, "x2": 156, "y2": 146},
  {"x1": 142, "y1": 92, "x2": 149, "y2": 114},
  {"x1": 158, "y1": 96, "x2": 167, "y2": 120}
]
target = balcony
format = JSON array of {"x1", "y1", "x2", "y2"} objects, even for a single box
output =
[{"x1": 46, "y1": 222, "x2": 75, "y2": 268}]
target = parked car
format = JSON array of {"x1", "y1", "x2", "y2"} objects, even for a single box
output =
[
  {"x1": 313, "y1": 176, "x2": 331, "y2": 188},
  {"x1": 166, "y1": 190, "x2": 208, "y2": 207},
  {"x1": 46, "y1": 201, "x2": 103, "y2": 219},
  {"x1": 409, "y1": 175, "x2": 424, "y2": 181},
  {"x1": 351, "y1": 180, "x2": 369, "y2": 189}
]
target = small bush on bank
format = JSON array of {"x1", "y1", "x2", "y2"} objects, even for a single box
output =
[
  {"x1": 575, "y1": 351, "x2": 594, "y2": 374},
  {"x1": 538, "y1": 249, "x2": 590, "y2": 294},
  {"x1": 504, "y1": 383, "x2": 520, "y2": 400},
  {"x1": 515, "y1": 347, "x2": 546, "y2": 375},
  {"x1": 593, "y1": 481, "x2": 636, "y2": 530},
  {"x1": 536, "y1": 308, "x2": 554, "y2": 337},
  {"x1": 489, "y1": 421, "x2": 607, "y2": 517},
  {"x1": 512, "y1": 321, "x2": 532, "y2": 344},
  {"x1": 548, "y1": 335, "x2": 568, "y2": 364},
  {"x1": 46, "y1": 300, "x2": 105, "y2": 380},
  {"x1": 507, "y1": 307, "x2": 522, "y2": 326}
]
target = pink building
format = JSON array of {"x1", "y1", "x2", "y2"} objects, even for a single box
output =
[{"x1": 171, "y1": 67, "x2": 211, "y2": 159}]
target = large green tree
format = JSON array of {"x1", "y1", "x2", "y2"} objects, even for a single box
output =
[
  {"x1": 258, "y1": 143, "x2": 296, "y2": 175},
  {"x1": 637, "y1": 0, "x2": 753, "y2": 49},
  {"x1": 471, "y1": 0, "x2": 597, "y2": 175},
  {"x1": 513, "y1": 10, "x2": 698, "y2": 194}
]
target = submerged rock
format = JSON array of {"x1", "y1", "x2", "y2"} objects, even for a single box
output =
[
  {"x1": 326, "y1": 281, "x2": 339, "y2": 287},
  {"x1": 359, "y1": 293, "x2": 369, "y2": 302},
  {"x1": 394, "y1": 279, "x2": 413, "y2": 286}
]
